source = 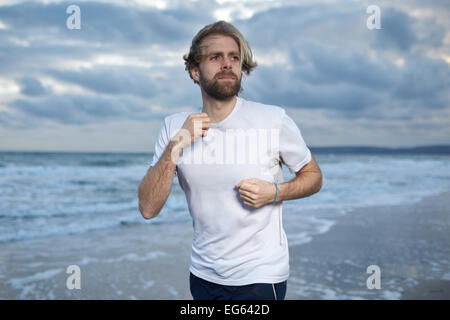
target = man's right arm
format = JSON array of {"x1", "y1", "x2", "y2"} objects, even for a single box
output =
[
  {"x1": 138, "y1": 112, "x2": 211, "y2": 220},
  {"x1": 138, "y1": 140, "x2": 182, "y2": 219}
]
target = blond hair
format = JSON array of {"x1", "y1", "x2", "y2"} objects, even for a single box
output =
[{"x1": 183, "y1": 20, "x2": 258, "y2": 84}]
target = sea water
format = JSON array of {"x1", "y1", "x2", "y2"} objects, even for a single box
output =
[{"x1": 0, "y1": 151, "x2": 449, "y2": 244}]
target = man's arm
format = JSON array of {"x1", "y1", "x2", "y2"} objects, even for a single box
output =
[
  {"x1": 275, "y1": 153, "x2": 322, "y2": 202},
  {"x1": 138, "y1": 140, "x2": 182, "y2": 219},
  {"x1": 138, "y1": 112, "x2": 211, "y2": 219}
]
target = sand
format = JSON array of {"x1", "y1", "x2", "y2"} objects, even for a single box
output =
[
  {"x1": 286, "y1": 191, "x2": 450, "y2": 300},
  {"x1": 0, "y1": 221, "x2": 194, "y2": 299}
]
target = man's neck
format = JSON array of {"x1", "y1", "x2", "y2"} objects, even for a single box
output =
[{"x1": 201, "y1": 93, "x2": 237, "y2": 124}]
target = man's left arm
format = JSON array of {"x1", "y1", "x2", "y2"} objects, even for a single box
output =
[
  {"x1": 236, "y1": 154, "x2": 322, "y2": 208},
  {"x1": 276, "y1": 153, "x2": 322, "y2": 202}
]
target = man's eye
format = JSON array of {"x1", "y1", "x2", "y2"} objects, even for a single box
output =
[
  {"x1": 211, "y1": 56, "x2": 219, "y2": 60},
  {"x1": 232, "y1": 56, "x2": 240, "y2": 61}
]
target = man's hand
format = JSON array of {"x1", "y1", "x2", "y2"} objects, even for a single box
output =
[
  {"x1": 173, "y1": 113, "x2": 211, "y2": 151},
  {"x1": 235, "y1": 178, "x2": 277, "y2": 209},
  {"x1": 170, "y1": 113, "x2": 210, "y2": 164}
]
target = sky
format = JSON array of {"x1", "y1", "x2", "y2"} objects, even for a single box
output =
[{"x1": 0, "y1": 0, "x2": 449, "y2": 152}]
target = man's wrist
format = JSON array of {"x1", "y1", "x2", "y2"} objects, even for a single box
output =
[{"x1": 167, "y1": 140, "x2": 183, "y2": 165}]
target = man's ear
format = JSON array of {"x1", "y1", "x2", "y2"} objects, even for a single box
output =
[{"x1": 190, "y1": 66, "x2": 200, "y2": 83}]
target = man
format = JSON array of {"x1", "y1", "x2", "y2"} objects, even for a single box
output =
[{"x1": 138, "y1": 20, "x2": 322, "y2": 300}]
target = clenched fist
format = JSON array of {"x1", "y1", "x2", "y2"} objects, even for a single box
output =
[
  {"x1": 172, "y1": 112, "x2": 210, "y2": 150},
  {"x1": 235, "y1": 178, "x2": 278, "y2": 208}
]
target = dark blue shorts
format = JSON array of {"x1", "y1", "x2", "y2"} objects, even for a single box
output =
[{"x1": 189, "y1": 272, "x2": 287, "y2": 300}]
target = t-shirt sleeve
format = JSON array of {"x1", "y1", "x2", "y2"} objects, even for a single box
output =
[
  {"x1": 279, "y1": 108, "x2": 312, "y2": 174},
  {"x1": 149, "y1": 117, "x2": 178, "y2": 176}
]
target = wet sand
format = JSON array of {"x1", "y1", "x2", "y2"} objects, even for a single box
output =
[
  {"x1": 1, "y1": 191, "x2": 449, "y2": 299},
  {"x1": 0, "y1": 221, "x2": 194, "y2": 299},
  {"x1": 287, "y1": 191, "x2": 450, "y2": 299}
]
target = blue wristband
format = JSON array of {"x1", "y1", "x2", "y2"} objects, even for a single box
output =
[{"x1": 273, "y1": 182, "x2": 278, "y2": 203}]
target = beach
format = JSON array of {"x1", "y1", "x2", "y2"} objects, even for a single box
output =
[
  {"x1": 286, "y1": 190, "x2": 450, "y2": 300},
  {"x1": 1, "y1": 190, "x2": 449, "y2": 300}
]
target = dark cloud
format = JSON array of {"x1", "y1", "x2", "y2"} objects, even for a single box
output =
[
  {"x1": 245, "y1": 44, "x2": 449, "y2": 120},
  {"x1": 236, "y1": 4, "x2": 365, "y2": 49},
  {"x1": 246, "y1": 65, "x2": 383, "y2": 115},
  {"x1": 48, "y1": 67, "x2": 160, "y2": 97},
  {"x1": 0, "y1": 1, "x2": 212, "y2": 45},
  {"x1": 371, "y1": 8, "x2": 418, "y2": 51},
  {"x1": 393, "y1": 56, "x2": 450, "y2": 107},
  {"x1": 9, "y1": 94, "x2": 165, "y2": 126},
  {"x1": 289, "y1": 40, "x2": 397, "y2": 89},
  {"x1": 45, "y1": 65, "x2": 202, "y2": 108},
  {"x1": 19, "y1": 76, "x2": 51, "y2": 96}
]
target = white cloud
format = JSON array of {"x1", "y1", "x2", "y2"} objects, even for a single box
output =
[
  {"x1": 0, "y1": 79, "x2": 20, "y2": 96},
  {"x1": 252, "y1": 48, "x2": 292, "y2": 68},
  {"x1": 0, "y1": 19, "x2": 8, "y2": 29}
]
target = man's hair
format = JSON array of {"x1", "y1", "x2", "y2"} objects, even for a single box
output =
[{"x1": 183, "y1": 20, "x2": 258, "y2": 84}]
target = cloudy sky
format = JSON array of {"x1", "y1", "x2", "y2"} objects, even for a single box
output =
[{"x1": 0, "y1": 0, "x2": 449, "y2": 152}]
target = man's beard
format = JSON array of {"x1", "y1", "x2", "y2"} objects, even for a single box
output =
[{"x1": 199, "y1": 70, "x2": 242, "y2": 101}]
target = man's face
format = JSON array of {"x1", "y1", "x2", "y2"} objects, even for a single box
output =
[{"x1": 192, "y1": 34, "x2": 242, "y2": 100}]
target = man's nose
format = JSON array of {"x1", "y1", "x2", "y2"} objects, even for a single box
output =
[{"x1": 221, "y1": 57, "x2": 232, "y2": 69}]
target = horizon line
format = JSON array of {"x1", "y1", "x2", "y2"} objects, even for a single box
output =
[{"x1": 0, "y1": 144, "x2": 449, "y2": 154}]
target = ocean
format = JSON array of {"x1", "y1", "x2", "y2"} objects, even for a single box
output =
[{"x1": 1, "y1": 148, "x2": 450, "y2": 245}]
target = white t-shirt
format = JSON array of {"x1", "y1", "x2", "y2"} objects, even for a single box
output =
[{"x1": 150, "y1": 96, "x2": 311, "y2": 285}]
